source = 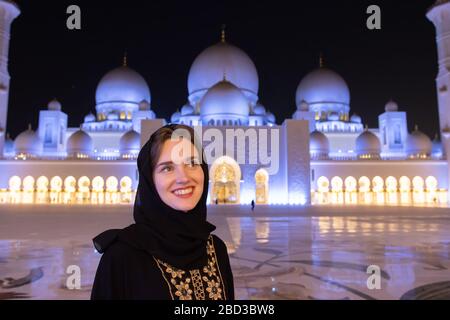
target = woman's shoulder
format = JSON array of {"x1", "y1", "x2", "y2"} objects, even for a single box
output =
[{"x1": 100, "y1": 240, "x2": 154, "y2": 269}]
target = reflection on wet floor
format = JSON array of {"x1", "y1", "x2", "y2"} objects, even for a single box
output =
[{"x1": 0, "y1": 205, "x2": 450, "y2": 300}]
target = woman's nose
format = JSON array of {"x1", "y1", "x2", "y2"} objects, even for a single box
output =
[{"x1": 174, "y1": 165, "x2": 189, "y2": 184}]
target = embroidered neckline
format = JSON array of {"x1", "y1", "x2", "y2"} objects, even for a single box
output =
[{"x1": 153, "y1": 235, "x2": 227, "y2": 300}]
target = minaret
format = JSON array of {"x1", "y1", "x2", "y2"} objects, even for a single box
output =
[
  {"x1": 0, "y1": 1, "x2": 20, "y2": 158},
  {"x1": 427, "y1": 2, "x2": 450, "y2": 149}
]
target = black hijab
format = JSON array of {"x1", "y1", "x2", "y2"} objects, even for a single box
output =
[{"x1": 93, "y1": 124, "x2": 216, "y2": 270}]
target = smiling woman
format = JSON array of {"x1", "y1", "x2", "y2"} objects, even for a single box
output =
[
  {"x1": 90, "y1": 124, "x2": 234, "y2": 300},
  {"x1": 151, "y1": 128, "x2": 204, "y2": 212}
]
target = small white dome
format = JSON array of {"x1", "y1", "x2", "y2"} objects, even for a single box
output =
[
  {"x1": 266, "y1": 111, "x2": 276, "y2": 124},
  {"x1": 356, "y1": 130, "x2": 381, "y2": 157},
  {"x1": 14, "y1": 126, "x2": 43, "y2": 156},
  {"x1": 253, "y1": 102, "x2": 266, "y2": 115},
  {"x1": 295, "y1": 67, "x2": 350, "y2": 108},
  {"x1": 200, "y1": 80, "x2": 249, "y2": 118},
  {"x1": 171, "y1": 111, "x2": 181, "y2": 123},
  {"x1": 350, "y1": 113, "x2": 362, "y2": 123},
  {"x1": 385, "y1": 100, "x2": 399, "y2": 112},
  {"x1": 67, "y1": 129, "x2": 93, "y2": 155},
  {"x1": 299, "y1": 100, "x2": 309, "y2": 112},
  {"x1": 328, "y1": 112, "x2": 339, "y2": 121},
  {"x1": 96, "y1": 66, "x2": 151, "y2": 105},
  {"x1": 139, "y1": 100, "x2": 151, "y2": 111},
  {"x1": 120, "y1": 130, "x2": 141, "y2": 154},
  {"x1": 84, "y1": 113, "x2": 96, "y2": 123},
  {"x1": 48, "y1": 99, "x2": 62, "y2": 111},
  {"x1": 310, "y1": 130, "x2": 329, "y2": 154},
  {"x1": 181, "y1": 103, "x2": 195, "y2": 116},
  {"x1": 188, "y1": 41, "x2": 259, "y2": 98},
  {"x1": 406, "y1": 127, "x2": 432, "y2": 156}
]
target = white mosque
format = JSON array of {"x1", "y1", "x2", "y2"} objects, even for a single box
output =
[{"x1": 0, "y1": 0, "x2": 449, "y2": 206}]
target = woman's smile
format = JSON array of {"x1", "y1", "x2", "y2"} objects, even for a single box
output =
[{"x1": 172, "y1": 186, "x2": 195, "y2": 198}]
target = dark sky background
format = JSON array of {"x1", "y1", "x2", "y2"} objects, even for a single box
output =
[{"x1": 6, "y1": 0, "x2": 440, "y2": 138}]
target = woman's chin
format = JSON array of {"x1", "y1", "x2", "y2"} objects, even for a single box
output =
[
  {"x1": 166, "y1": 194, "x2": 202, "y2": 212},
  {"x1": 169, "y1": 201, "x2": 197, "y2": 212}
]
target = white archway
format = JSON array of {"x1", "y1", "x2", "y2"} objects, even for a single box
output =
[
  {"x1": 385, "y1": 176, "x2": 398, "y2": 192},
  {"x1": 209, "y1": 156, "x2": 241, "y2": 204},
  {"x1": 331, "y1": 176, "x2": 343, "y2": 192},
  {"x1": 36, "y1": 176, "x2": 49, "y2": 192},
  {"x1": 317, "y1": 176, "x2": 330, "y2": 193},
  {"x1": 344, "y1": 176, "x2": 357, "y2": 192},
  {"x1": 358, "y1": 176, "x2": 371, "y2": 192},
  {"x1": 255, "y1": 168, "x2": 269, "y2": 204},
  {"x1": 399, "y1": 176, "x2": 411, "y2": 192}
]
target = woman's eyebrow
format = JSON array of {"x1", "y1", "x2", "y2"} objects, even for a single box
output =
[
  {"x1": 156, "y1": 161, "x2": 173, "y2": 167},
  {"x1": 157, "y1": 156, "x2": 199, "y2": 167}
]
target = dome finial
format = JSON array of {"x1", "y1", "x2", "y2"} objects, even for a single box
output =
[
  {"x1": 223, "y1": 69, "x2": 227, "y2": 81},
  {"x1": 364, "y1": 124, "x2": 369, "y2": 131},
  {"x1": 319, "y1": 52, "x2": 325, "y2": 68},
  {"x1": 123, "y1": 51, "x2": 128, "y2": 67},
  {"x1": 28, "y1": 123, "x2": 32, "y2": 131},
  {"x1": 221, "y1": 24, "x2": 226, "y2": 43},
  {"x1": 414, "y1": 124, "x2": 419, "y2": 131}
]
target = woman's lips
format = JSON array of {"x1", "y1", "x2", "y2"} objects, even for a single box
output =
[{"x1": 172, "y1": 187, "x2": 194, "y2": 198}]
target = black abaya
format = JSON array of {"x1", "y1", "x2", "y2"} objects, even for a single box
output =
[{"x1": 91, "y1": 233, "x2": 234, "y2": 300}]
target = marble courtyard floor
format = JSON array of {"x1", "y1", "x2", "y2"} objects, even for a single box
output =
[{"x1": 0, "y1": 204, "x2": 449, "y2": 300}]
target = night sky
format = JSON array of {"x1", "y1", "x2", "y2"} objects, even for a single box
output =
[{"x1": 7, "y1": 0, "x2": 440, "y2": 139}]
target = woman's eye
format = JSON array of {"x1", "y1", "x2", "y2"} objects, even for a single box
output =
[
  {"x1": 161, "y1": 165, "x2": 173, "y2": 173},
  {"x1": 186, "y1": 159, "x2": 200, "y2": 167}
]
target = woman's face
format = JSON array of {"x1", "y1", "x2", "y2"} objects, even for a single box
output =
[{"x1": 153, "y1": 138, "x2": 204, "y2": 212}]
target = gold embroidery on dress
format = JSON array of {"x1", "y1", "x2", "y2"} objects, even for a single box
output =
[
  {"x1": 190, "y1": 269, "x2": 205, "y2": 300},
  {"x1": 171, "y1": 278, "x2": 193, "y2": 300},
  {"x1": 153, "y1": 256, "x2": 174, "y2": 300},
  {"x1": 209, "y1": 235, "x2": 228, "y2": 300},
  {"x1": 154, "y1": 235, "x2": 226, "y2": 300}
]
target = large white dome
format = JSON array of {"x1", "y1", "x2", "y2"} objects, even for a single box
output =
[
  {"x1": 67, "y1": 129, "x2": 93, "y2": 155},
  {"x1": 95, "y1": 66, "x2": 151, "y2": 105},
  {"x1": 14, "y1": 126, "x2": 43, "y2": 157},
  {"x1": 200, "y1": 80, "x2": 250, "y2": 119},
  {"x1": 188, "y1": 41, "x2": 259, "y2": 103},
  {"x1": 295, "y1": 67, "x2": 350, "y2": 108}
]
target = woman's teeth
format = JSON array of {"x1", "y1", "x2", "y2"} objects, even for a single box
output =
[{"x1": 173, "y1": 187, "x2": 193, "y2": 195}]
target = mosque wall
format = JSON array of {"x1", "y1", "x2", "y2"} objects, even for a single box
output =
[
  {"x1": 325, "y1": 132, "x2": 360, "y2": 156},
  {"x1": 310, "y1": 160, "x2": 448, "y2": 190},
  {"x1": 0, "y1": 160, "x2": 138, "y2": 190}
]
